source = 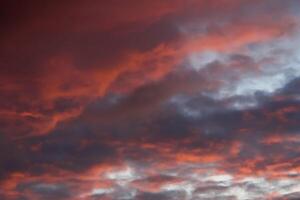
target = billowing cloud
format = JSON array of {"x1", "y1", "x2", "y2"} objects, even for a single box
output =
[{"x1": 1, "y1": 0, "x2": 300, "y2": 199}]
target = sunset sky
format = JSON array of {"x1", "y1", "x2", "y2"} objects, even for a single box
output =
[{"x1": 1, "y1": 0, "x2": 300, "y2": 199}]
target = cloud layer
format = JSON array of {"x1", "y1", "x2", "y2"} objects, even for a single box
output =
[{"x1": 1, "y1": 0, "x2": 300, "y2": 199}]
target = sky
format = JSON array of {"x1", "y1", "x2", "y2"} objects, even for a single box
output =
[{"x1": 1, "y1": 0, "x2": 300, "y2": 199}]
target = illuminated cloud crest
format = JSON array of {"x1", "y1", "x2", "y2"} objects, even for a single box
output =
[{"x1": 0, "y1": 0, "x2": 300, "y2": 199}]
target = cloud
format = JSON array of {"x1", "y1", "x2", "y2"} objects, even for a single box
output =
[{"x1": 1, "y1": 0, "x2": 300, "y2": 199}]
